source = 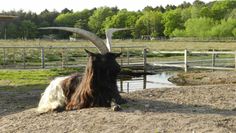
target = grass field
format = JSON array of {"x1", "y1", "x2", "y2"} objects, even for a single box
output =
[
  {"x1": 0, "y1": 68, "x2": 82, "y2": 91},
  {"x1": 1, "y1": 39, "x2": 236, "y2": 51}
]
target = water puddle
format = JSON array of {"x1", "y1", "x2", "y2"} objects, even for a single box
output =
[{"x1": 118, "y1": 71, "x2": 176, "y2": 92}]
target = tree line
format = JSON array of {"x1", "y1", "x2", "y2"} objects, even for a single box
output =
[{"x1": 0, "y1": 0, "x2": 236, "y2": 40}]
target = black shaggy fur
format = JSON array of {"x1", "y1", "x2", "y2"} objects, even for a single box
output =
[{"x1": 66, "y1": 50, "x2": 127, "y2": 110}]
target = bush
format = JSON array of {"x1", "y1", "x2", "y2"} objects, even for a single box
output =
[
  {"x1": 184, "y1": 17, "x2": 215, "y2": 37},
  {"x1": 210, "y1": 18, "x2": 236, "y2": 37},
  {"x1": 233, "y1": 28, "x2": 236, "y2": 37}
]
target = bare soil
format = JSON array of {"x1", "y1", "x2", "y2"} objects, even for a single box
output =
[
  {"x1": 1, "y1": 71, "x2": 236, "y2": 133},
  {"x1": 168, "y1": 71, "x2": 236, "y2": 86}
]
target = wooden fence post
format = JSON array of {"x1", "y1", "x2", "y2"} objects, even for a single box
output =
[
  {"x1": 143, "y1": 48, "x2": 147, "y2": 90},
  {"x1": 13, "y1": 49, "x2": 16, "y2": 67},
  {"x1": 23, "y1": 48, "x2": 26, "y2": 69},
  {"x1": 120, "y1": 80, "x2": 123, "y2": 92},
  {"x1": 127, "y1": 82, "x2": 129, "y2": 93},
  {"x1": 143, "y1": 74, "x2": 147, "y2": 90},
  {"x1": 41, "y1": 47, "x2": 45, "y2": 69},
  {"x1": 3, "y1": 48, "x2": 6, "y2": 68},
  {"x1": 61, "y1": 48, "x2": 67, "y2": 68},
  {"x1": 212, "y1": 49, "x2": 215, "y2": 71},
  {"x1": 184, "y1": 49, "x2": 188, "y2": 72},
  {"x1": 127, "y1": 50, "x2": 130, "y2": 65},
  {"x1": 120, "y1": 47, "x2": 123, "y2": 67},
  {"x1": 143, "y1": 48, "x2": 147, "y2": 73},
  {"x1": 61, "y1": 49, "x2": 63, "y2": 68}
]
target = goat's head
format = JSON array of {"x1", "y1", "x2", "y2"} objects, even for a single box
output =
[{"x1": 84, "y1": 49, "x2": 121, "y2": 79}]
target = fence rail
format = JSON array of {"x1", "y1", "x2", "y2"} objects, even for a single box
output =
[
  {"x1": 0, "y1": 46, "x2": 146, "y2": 69},
  {"x1": 2, "y1": 46, "x2": 235, "y2": 72},
  {"x1": 152, "y1": 49, "x2": 236, "y2": 72}
]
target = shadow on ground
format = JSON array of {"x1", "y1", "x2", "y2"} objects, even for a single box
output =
[{"x1": 123, "y1": 97, "x2": 236, "y2": 116}]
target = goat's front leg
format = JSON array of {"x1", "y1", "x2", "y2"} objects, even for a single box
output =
[{"x1": 111, "y1": 86, "x2": 127, "y2": 105}]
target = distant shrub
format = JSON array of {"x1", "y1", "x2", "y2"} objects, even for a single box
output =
[
  {"x1": 210, "y1": 18, "x2": 236, "y2": 37},
  {"x1": 233, "y1": 28, "x2": 236, "y2": 37}
]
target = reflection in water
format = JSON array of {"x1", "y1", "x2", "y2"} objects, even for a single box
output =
[{"x1": 118, "y1": 72, "x2": 175, "y2": 92}]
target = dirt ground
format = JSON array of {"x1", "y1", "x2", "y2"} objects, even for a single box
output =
[
  {"x1": 1, "y1": 71, "x2": 236, "y2": 133},
  {"x1": 168, "y1": 71, "x2": 236, "y2": 86}
]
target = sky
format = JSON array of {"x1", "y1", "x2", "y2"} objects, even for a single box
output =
[{"x1": 0, "y1": 0, "x2": 214, "y2": 14}]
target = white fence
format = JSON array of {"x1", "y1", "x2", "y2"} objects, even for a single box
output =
[{"x1": 152, "y1": 49, "x2": 236, "y2": 72}]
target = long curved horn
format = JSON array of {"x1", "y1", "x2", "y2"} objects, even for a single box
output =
[
  {"x1": 105, "y1": 28, "x2": 133, "y2": 51},
  {"x1": 39, "y1": 27, "x2": 109, "y2": 54}
]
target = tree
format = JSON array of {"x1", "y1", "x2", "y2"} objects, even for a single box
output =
[
  {"x1": 163, "y1": 9, "x2": 183, "y2": 36},
  {"x1": 181, "y1": 7, "x2": 191, "y2": 22},
  {"x1": 193, "y1": 0, "x2": 205, "y2": 7},
  {"x1": 211, "y1": 0, "x2": 236, "y2": 20},
  {"x1": 61, "y1": 8, "x2": 73, "y2": 14},
  {"x1": 210, "y1": 18, "x2": 236, "y2": 37},
  {"x1": 173, "y1": 17, "x2": 215, "y2": 37},
  {"x1": 38, "y1": 9, "x2": 59, "y2": 26},
  {"x1": 103, "y1": 9, "x2": 139, "y2": 38},
  {"x1": 199, "y1": 7, "x2": 212, "y2": 18},
  {"x1": 143, "y1": 6, "x2": 154, "y2": 12},
  {"x1": 19, "y1": 20, "x2": 37, "y2": 39},
  {"x1": 88, "y1": 7, "x2": 117, "y2": 37},
  {"x1": 6, "y1": 23, "x2": 18, "y2": 39},
  {"x1": 55, "y1": 12, "x2": 80, "y2": 26},
  {"x1": 135, "y1": 11, "x2": 164, "y2": 38},
  {"x1": 74, "y1": 9, "x2": 95, "y2": 30},
  {"x1": 37, "y1": 10, "x2": 59, "y2": 38},
  {"x1": 191, "y1": 0, "x2": 207, "y2": 18},
  {"x1": 178, "y1": 1, "x2": 191, "y2": 9},
  {"x1": 172, "y1": 29, "x2": 186, "y2": 37},
  {"x1": 184, "y1": 17, "x2": 215, "y2": 37},
  {"x1": 1, "y1": 0, "x2": 236, "y2": 39},
  {"x1": 228, "y1": 9, "x2": 236, "y2": 19},
  {"x1": 165, "y1": 5, "x2": 177, "y2": 11},
  {"x1": 232, "y1": 28, "x2": 236, "y2": 37},
  {"x1": 54, "y1": 13, "x2": 82, "y2": 38},
  {"x1": 154, "y1": 6, "x2": 165, "y2": 13}
]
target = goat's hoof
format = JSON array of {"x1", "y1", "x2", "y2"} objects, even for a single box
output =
[{"x1": 112, "y1": 105, "x2": 122, "y2": 111}]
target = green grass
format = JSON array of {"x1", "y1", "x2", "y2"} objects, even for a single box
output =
[
  {"x1": 0, "y1": 67, "x2": 134, "y2": 91},
  {"x1": 0, "y1": 68, "x2": 82, "y2": 91},
  {"x1": 1, "y1": 39, "x2": 236, "y2": 51}
]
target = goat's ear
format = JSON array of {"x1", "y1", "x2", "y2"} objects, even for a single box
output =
[
  {"x1": 114, "y1": 52, "x2": 122, "y2": 58},
  {"x1": 84, "y1": 49, "x2": 95, "y2": 56}
]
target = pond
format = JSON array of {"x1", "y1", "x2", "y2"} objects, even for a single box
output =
[{"x1": 117, "y1": 71, "x2": 176, "y2": 92}]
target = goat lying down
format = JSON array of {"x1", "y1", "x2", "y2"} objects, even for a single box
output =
[
  {"x1": 37, "y1": 27, "x2": 130, "y2": 113},
  {"x1": 37, "y1": 50, "x2": 126, "y2": 113}
]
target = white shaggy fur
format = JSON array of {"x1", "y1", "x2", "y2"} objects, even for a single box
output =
[{"x1": 37, "y1": 76, "x2": 69, "y2": 113}]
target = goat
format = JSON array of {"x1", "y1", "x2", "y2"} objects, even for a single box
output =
[{"x1": 37, "y1": 27, "x2": 129, "y2": 113}]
